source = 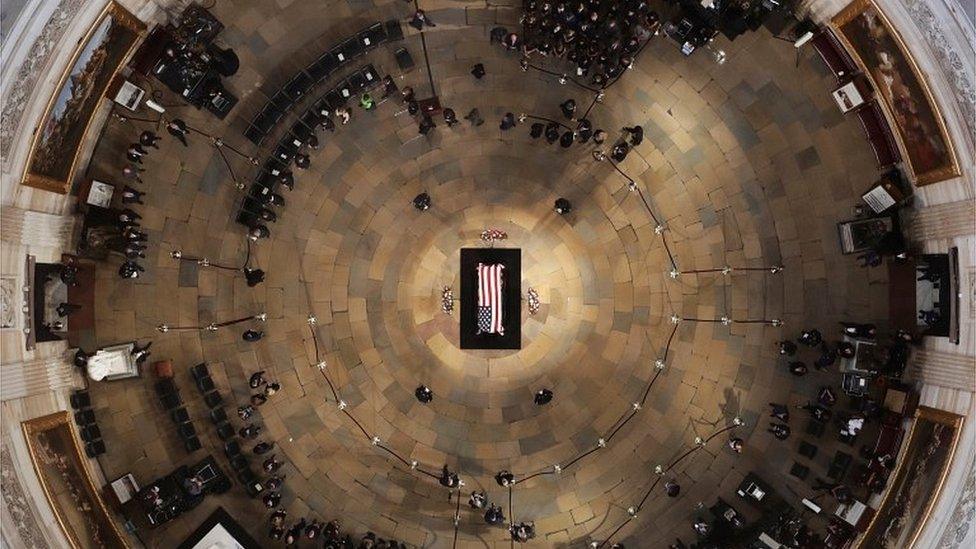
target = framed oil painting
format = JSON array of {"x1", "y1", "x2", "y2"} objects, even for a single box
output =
[
  {"x1": 833, "y1": 0, "x2": 959, "y2": 186},
  {"x1": 22, "y1": 411, "x2": 128, "y2": 548},
  {"x1": 856, "y1": 407, "x2": 964, "y2": 549},
  {"x1": 21, "y1": 2, "x2": 145, "y2": 194}
]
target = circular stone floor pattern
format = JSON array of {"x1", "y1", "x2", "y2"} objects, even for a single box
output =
[{"x1": 85, "y1": 3, "x2": 886, "y2": 547}]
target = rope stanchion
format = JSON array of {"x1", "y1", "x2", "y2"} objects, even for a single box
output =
[
  {"x1": 594, "y1": 420, "x2": 745, "y2": 548},
  {"x1": 156, "y1": 312, "x2": 265, "y2": 333},
  {"x1": 520, "y1": 59, "x2": 602, "y2": 93},
  {"x1": 305, "y1": 319, "x2": 461, "y2": 489}
]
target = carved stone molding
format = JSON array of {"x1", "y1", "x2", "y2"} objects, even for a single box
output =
[
  {"x1": 900, "y1": 0, "x2": 976, "y2": 141},
  {"x1": 0, "y1": 441, "x2": 50, "y2": 549},
  {"x1": 0, "y1": 0, "x2": 86, "y2": 160},
  {"x1": 938, "y1": 457, "x2": 976, "y2": 548}
]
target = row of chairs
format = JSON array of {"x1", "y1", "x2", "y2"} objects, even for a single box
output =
[
  {"x1": 71, "y1": 390, "x2": 106, "y2": 457},
  {"x1": 155, "y1": 379, "x2": 203, "y2": 453},
  {"x1": 241, "y1": 19, "x2": 401, "y2": 146},
  {"x1": 235, "y1": 64, "x2": 381, "y2": 231},
  {"x1": 190, "y1": 364, "x2": 262, "y2": 496}
]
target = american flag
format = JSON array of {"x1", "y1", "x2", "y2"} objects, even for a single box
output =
[{"x1": 477, "y1": 263, "x2": 505, "y2": 335}]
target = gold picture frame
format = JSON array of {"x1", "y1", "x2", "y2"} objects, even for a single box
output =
[
  {"x1": 832, "y1": 0, "x2": 960, "y2": 186},
  {"x1": 21, "y1": 1, "x2": 145, "y2": 194},
  {"x1": 855, "y1": 406, "x2": 964, "y2": 548},
  {"x1": 22, "y1": 411, "x2": 129, "y2": 548}
]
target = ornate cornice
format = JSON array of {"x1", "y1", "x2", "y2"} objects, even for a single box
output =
[
  {"x1": 0, "y1": 441, "x2": 50, "y2": 549},
  {"x1": 0, "y1": 0, "x2": 86, "y2": 159},
  {"x1": 899, "y1": 0, "x2": 976, "y2": 140},
  {"x1": 938, "y1": 456, "x2": 976, "y2": 548}
]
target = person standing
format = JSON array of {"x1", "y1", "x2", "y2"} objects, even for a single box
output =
[
  {"x1": 499, "y1": 112, "x2": 516, "y2": 130},
  {"x1": 139, "y1": 130, "x2": 161, "y2": 148},
  {"x1": 468, "y1": 490, "x2": 487, "y2": 509},
  {"x1": 416, "y1": 385, "x2": 433, "y2": 403},
  {"x1": 533, "y1": 388, "x2": 554, "y2": 405},
  {"x1": 798, "y1": 329, "x2": 823, "y2": 347},
  {"x1": 768, "y1": 402, "x2": 790, "y2": 422},
  {"x1": 465, "y1": 108, "x2": 484, "y2": 126},
  {"x1": 559, "y1": 99, "x2": 576, "y2": 119},
  {"x1": 120, "y1": 185, "x2": 145, "y2": 204},
  {"x1": 239, "y1": 424, "x2": 261, "y2": 439},
  {"x1": 777, "y1": 340, "x2": 797, "y2": 356},
  {"x1": 768, "y1": 423, "x2": 790, "y2": 440},
  {"x1": 788, "y1": 361, "x2": 809, "y2": 376},
  {"x1": 470, "y1": 63, "x2": 486, "y2": 79},
  {"x1": 623, "y1": 125, "x2": 644, "y2": 146},
  {"x1": 166, "y1": 119, "x2": 189, "y2": 146},
  {"x1": 443, "y1": 108, "x2": 458, "y2": 127},
  {"x1": 122, "y1": 165, "x2": 144, "y2": 183}
]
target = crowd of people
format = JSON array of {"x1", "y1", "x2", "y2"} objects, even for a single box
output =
[{"x1": 517, "y1": 0, "x2": 660, "y2": 86}]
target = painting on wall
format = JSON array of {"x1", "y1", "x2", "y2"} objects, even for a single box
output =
[
  {"x1": 833, "y1": 0, "x2": 960, "y2": 186},
  {"x1": 857, "y1": 406, "x2": 964, "y2": 548},
  {"x1": 21, "y1": 2, "x2": 144, "y2": 194},
  {"x1": 22, "y1": 411, "x2": 128, "y2": 548}
]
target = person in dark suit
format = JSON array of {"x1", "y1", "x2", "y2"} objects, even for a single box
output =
[
  {"x1": 789, "y1": 361, "x2": 808, "y2": 376},
  {"x1": 126, "y1": 144, "x2": 148, "y2": 163},
  {"x1": 239, "y1": 424, "x2": 261, "y2": 439},
  {"x1": 559, "y1": 131, "x2": 574, "y2": 147},
  {"x1": 166, "y1": 119, "x2": 189, "y2": 146},
  {"x1": 415, "y1": 385, "x2": 433, "y2": 403},
  {"x1": 559, "y1": 99, "x2": 576, "y2": 119},
  {"x1": 777, "y1": 340, "x2": 797, "y2": 356},
  {"x1": 611, "y1": 141, "x2": 630, "y2": 162},
  {"x1": 242, "y1": 329, "x2": 264, "y2": 342},
  {"x1": 768, "y1": 422, "x2": 790, "y2": 440},
  {"x1": 118, "y1": 261, "x2": 144, "y2": 279},
  {"x1": 413, "y1": 193, "x2": 431, "y2": 211},
  {"x1": 768, "y1": 402, "x2": 789, "y2": 422},
  {"x1": 122, "y1": 165, "x2": 143, "y2": 183},
  {"x1": 494, "y1": 470, "x2": 514, "y2": 487},
  {"x1": 139, "y1": 130, "x2": 160, "y2": 148},
  {"x1": 471, "y1": 63, "x2": 486, "y2": 79},
  {"x1": 798, "y1": 329, "x2": 822, "y2": 346},
  {"x1": 499, "y1": 112, "x2": 516, "y2": 130},
  {"x1": 544, "y1": 123, "x2": 560, "y2": 144},
  {"x1": 263, "y1": 490, "x2": 281, "y2": 508},
  {"x1": 254, "y1": 441, "x2": 275, "y2": 454},
  {"x1": 465, "y1": 108, "x2": 484, "y2": 126},
  {"x1": 529, "y1": 123, "x2": 544, "y2": 139},
  {"x1": 443, "y1": 108, "x2": 458, "y2": 127},
  {"x1": 419, "y1": 113, "x2": 436, "y2": 135},
  {"x1": 120, "y1": 185, "x2": 145, "y2": 204},
  {"x1": 484, "y1": 504, "x2": 505, "y2": 525},
  {"x1": 534, "y1": 388, "x2": 554, "y2": 405},
  {"x1": 468, "y1": 491, "x2": 487, "y2": 509},
  {"x1": 439, "y1": 465, "x2": 459, "y2": 488},
  {"x1": 576, "y1": 119, "x2": 593, "y2": 142},
  {"x1": 623, "y1": 125, "x2": 644, "y2": 146}
]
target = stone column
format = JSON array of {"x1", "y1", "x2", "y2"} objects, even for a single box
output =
[
  {"x1": 911, "y1": 349, "x2": 976, "y2": 390},
  {"x1": 0, "y1": 207, "x2": 75, "y2": 250},
  {"x1": 0, "y1": 355, "x2": 81, "y2": 402},
  {"x1": 910, "y1": 199, "x2": 976, "y2": 241}
]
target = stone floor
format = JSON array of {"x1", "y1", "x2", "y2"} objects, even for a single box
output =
[{"x1": 80, "y1": 0, "x2": 891, "y2": 546}]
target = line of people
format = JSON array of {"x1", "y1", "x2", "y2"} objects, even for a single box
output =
[{"x1": 116, "y1": 129, "x2": 161, "y2": 279}]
